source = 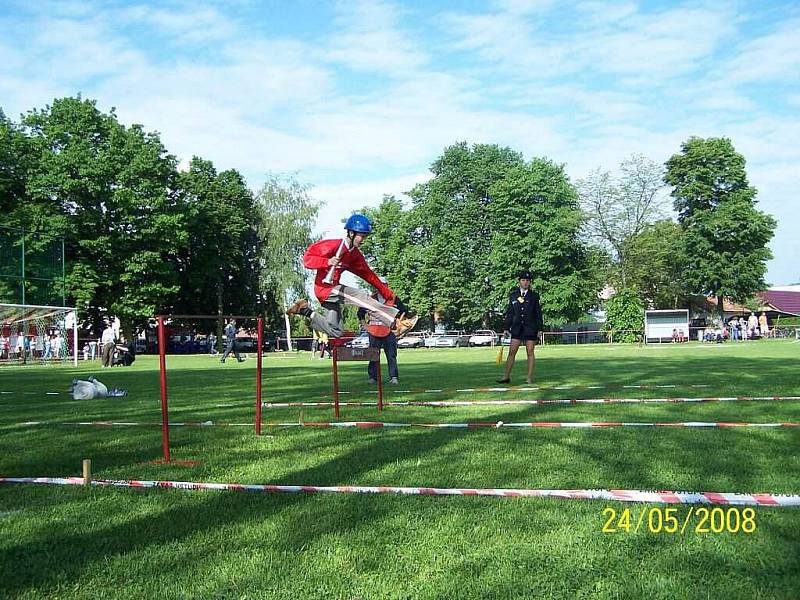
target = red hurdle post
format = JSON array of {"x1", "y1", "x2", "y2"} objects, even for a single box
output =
[
  {"x1": 376, "y1": 351, "x2": 383, "y2": 411},
  {"x1": 256, "y1": 317, "x2": 264, "y2": 436},
  {"x1": 157, "y1": 315, "x2": 171, "y2": 463},
  {"x1": 332, "y1": 345, "x2": 340, "y2": 418}
]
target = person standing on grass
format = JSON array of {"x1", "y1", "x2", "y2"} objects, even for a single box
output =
[
  {"x1": 220, "y1": 319, "x2": 244, "y2": 363},
  {"x1": 101, "y1": 321, "x2": 116, "y2": 368},
  {"x1": 497, "y1": 270, "x2": 544, "y2": 384},
  {"x1": 357, "y1": 279, "x2": 406, "y2": 385},
  {"x1": 759, "y1": 312, "x2": 770, "y2": 338},
  {"x1": 286, "y1": 214, "x2": 417, "y2": 340}
]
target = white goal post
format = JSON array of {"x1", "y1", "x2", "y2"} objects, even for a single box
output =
[
  {"x1": 0, "y1": 303, "x2": 78, "y2": 366},
  {"x1": 644, "y1": 309, "x2": 690, "y2": 343}
]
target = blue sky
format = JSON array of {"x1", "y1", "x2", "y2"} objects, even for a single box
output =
[{"x1": 1, "y1": 0, "x2": 798, "y2": 284}]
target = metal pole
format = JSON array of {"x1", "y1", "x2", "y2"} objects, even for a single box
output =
[
  {"x1": 377, "y1": 351, "x2": 383, "y2": 411},
  {"x1": 332, "y1": 346, "x2": 340, "y2": 419},
  {"x1": 256, "y1": 317, "x2": 263, "y2": 436},
  {"x1": 157, "y1": 316, "x2": 171, "y2": 463},
  {"x1": 61, "y1": 238, "x2": 66, "y2": 306},
  {"x1": 20, "y1": 230, "x2": 25, "y2": 306},
  {"x1": 72, "y1": 310, "x2": 78, "y2": 367}
]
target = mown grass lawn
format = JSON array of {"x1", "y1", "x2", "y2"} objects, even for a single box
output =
[{"x1": 1, "y1": 340, "x2": 798, "y2": 599}]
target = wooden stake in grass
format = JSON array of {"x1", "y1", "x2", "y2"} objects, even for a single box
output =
[{"x1": 82, "y1": 459, "x2": 91, "y2": 486}]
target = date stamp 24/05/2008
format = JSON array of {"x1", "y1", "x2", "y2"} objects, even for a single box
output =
[{"x1": 602, "y1": 506, "x2": 757, "y2": 534}]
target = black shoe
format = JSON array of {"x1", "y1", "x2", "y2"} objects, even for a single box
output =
[
  {"x1": 496, "y1": 378, "x2": 510, "y2": 384},
  {"x1": 237, "y1": 359, "x2": 245, "y2": 363},
  {"x1": 220, "y1": 359, "x2": 225, "y2": 363}
]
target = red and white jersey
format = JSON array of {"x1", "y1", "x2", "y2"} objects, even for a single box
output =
[{"x1": 303, "y1": 238, "x2": 394, "y2": 302}]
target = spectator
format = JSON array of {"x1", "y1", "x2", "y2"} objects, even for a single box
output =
[
  {"x1": 82, "y1": 342, "x2": 90, "y2": 361},
  {"x1": 729, "y1": 318, "x2": 740, "y2": 341},
  {"x1": 671, "y1": 328, "x2": 679, "y2": 343},
  {"x1": 739, "y1": 316, "x2": 748, "y2": 340},
  {"x1": 319, "y1": 330, "x2": 330, "y2": 358},
  {"x1": 748, "y1": 313, "x2": 759, "y2": 338},
  {"x1": 89, "y1": 339, "x2": 98, "y2": 360},
  {"x1": 52, "y1": 332, "x2": 62, "y2": 359},
  {"x1": 220, "y1": 319, "x2": 244, "y2": 363},
  {"x1": 759, "y1": 312, "x2": 770, "y2": 339},
  {"x1": 101, "y1": 321, "x2": 117, "y2": 368},
  {"x1": 0, "y1": 333, "x2": 8, "y2": 359},
  {"x1": 15, "y1": 331, "x2": 23, "y2": 360}
]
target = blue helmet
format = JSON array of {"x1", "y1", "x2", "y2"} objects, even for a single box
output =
[{"x1": 344, "y1": 214, "x2": 372, "y2": 234}]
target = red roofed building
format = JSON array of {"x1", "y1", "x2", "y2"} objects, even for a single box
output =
[{"x1": 758, "y1": 289, "x2": 800, "y2": 316}]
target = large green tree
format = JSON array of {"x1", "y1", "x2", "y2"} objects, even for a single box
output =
[
  {"x1": 578, "y1": 154, "x2": 669, "y2": 290},
  {"x1": 360, "y1": 143, "x2": 601, "y2": 329},
  {"x1": 255, "y1": 175, "x2": 320, "y2": 329},
  {"x1": 622, "y1": 220, "x2": 686, "y2": 309},
  {"x1": 15, "y1": 96, "x2": 185, "y2": 333},
  {"x1": 172, "y1": 157, "x2": 261, "y2": 323},
  {"x1": 665, "y1": 137, "x2": 776, "y2": 316}
]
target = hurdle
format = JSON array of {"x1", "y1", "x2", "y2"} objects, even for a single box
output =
[
  {"x1": 156, "y1": 314, "x2": 265, "y2": 465},
  {"x1": 331, "y1": 340, "x2": 383, "y2": 418}
]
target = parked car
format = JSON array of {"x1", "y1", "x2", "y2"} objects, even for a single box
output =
[
  {"x1": 397, "y1": 331, "x2": 430, "y2": 348},
  {"x1": 424, "y1": 332, "x2": 442, "y2": 348},
  {"x1": 434, "y1": 330, "x2": 470, "y2": 348},
  {"x1": 346, "y1": 331, "x2": 371, "y2": 349},
  {"x1": 469, "y1": 330, "x2": 499, "y2": 346}
]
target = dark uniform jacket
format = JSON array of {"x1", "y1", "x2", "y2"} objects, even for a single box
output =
[{"x1": 503, "y1": 287, "x2": 544, "y2": 340}]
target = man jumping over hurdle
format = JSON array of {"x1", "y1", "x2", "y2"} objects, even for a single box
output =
[{"x1": 286, "y1": 214, "x2": 418, "y2": 340}]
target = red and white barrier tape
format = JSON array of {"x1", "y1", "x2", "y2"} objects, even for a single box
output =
[
  {"x1": 327, "y1": 383, "x2": 714, "y2": 396},
  {"x1": 0, "y1": 476, "x2": 797, "y2": 506},
  {"x1": 0, "y1": 383, "x2": 714, "y2": 397},
  {"x1": 269, "y1": 421, "x2": 800, "y2": 429},
  {"x1": 258, "y1": 395, "x2": 800, "y2": 409},
  {"x1": 14, "y1": 420, "x2": 800, "y2": 429}
]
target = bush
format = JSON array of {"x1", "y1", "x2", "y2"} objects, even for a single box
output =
[{"x1": 603, "y1": 289, "x2": 644, "y2": 343}]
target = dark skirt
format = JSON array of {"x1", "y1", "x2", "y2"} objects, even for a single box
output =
[{"x1": 511, "y1": 334, "x2": 538, "y2": 342}]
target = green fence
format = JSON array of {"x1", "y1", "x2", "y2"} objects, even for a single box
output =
[{"x1": 0, "y1": 225, "x2": 65, "y2": 306}]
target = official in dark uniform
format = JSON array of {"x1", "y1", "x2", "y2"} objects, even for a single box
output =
[{"x1": 497, "y1": 270, "x2": 543, "y2": 384}]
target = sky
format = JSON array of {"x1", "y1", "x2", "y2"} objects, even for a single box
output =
[{"x1": 1, "y1": 0, "x2": 798, "y2": 284}]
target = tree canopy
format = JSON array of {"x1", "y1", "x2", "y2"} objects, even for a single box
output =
[
  {"x1": 360, "y1": 143, "x2": 602, "y2": 329},
  {"x1": 665, "y1": 137, "x2": 776, "y2": 315}
]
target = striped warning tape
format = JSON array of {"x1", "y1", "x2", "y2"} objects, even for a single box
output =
[
  {"x1": 13, "y1": 421, "x2": 250, "y2": 427},
  {"x1": 0, "y1": 382, "x2": 715, "y2": 398},
  {"x1": 322, "y1": 383, "x2": 713, "y2": 397},
  {"x1": 0, "y1": 477, "x2": 797, "y2": 506},
  {"x1": 11, "y1": 420, "x2": 800, "y2": 429},
  {"x1": 255, "y1": 395, "x2": 800, "y2": 409}
]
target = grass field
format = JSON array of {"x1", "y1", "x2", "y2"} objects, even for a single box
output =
[{"x1": 1, "y1": 341, "x2": 799, "y2": 599}]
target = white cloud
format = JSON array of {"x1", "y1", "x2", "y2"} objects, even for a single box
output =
[
  {"x1": 1, "y1": 0, "x2": 797, "y2": 284},
  {"x1": 723, "y1": 18, "x2": 800, "y2": 84},
  {"x1": 326, "y1": 0, "x2": 428, "y2": 74}
]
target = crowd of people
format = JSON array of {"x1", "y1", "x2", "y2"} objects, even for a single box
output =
[
  {"x1": 703, "y1": 312, "x2": 772, "y2": 343},
  {"x1": 0, "y1": 329, "x2": 65, "y2": 361}
]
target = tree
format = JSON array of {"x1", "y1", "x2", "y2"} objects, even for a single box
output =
[
  {"x1": 18, "y1": 96, "x2": 185, "y2": 335},
  {"x1": 0, "y1": 110, "x2": 33, "y2": 219},
  {"x1": 604, "y1": 288, "x2": 644, "y2": 343},
  {"x1": 360, "y1": 143, "x2": 602, "y2": 329},
  {"x1": 172, "y1": 157, "x2": 261, "y2": 339},
  {"x1": 578, "y1": 154, "x2": 669, "y2": 289},
  {"x1": 665, "y1": 137, "x2": 776, "y2": 316},
  {"x1": 255, "y1": 174, "x2": 320, "y2": 327},
  {"x1": 622, "y1": 220, "x2": 686, "y2": 309},
  {"x1": 487, "y1": 158, "x2": 603, "y2": 326},
  {"x1": 407, "y1": 143, "x2": 525, "y2": 328}
]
